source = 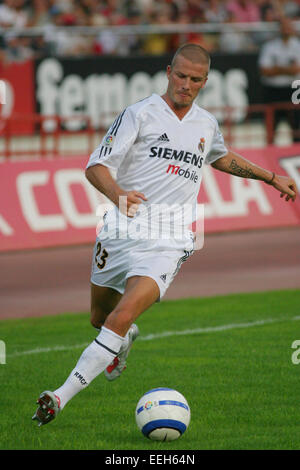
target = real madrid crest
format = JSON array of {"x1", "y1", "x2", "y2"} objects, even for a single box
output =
[{"x1": 198, "y1": 137, "x2": 205, "y2": 153}]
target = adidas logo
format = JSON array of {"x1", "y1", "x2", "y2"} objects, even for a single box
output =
[
  {"x1": 160, "y1": 273, "x2": 167, "y2": 283},
  {"x1": 158, "y1": 133, "x2": 170, "y2": 142}
]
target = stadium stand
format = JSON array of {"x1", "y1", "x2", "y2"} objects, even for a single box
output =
[{"x1": 0, "y1": 0, "x2": 299, "y2": 59}]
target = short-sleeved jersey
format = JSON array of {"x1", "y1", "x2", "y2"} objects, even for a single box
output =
[{"x1": 87, "y1": 93, "x2": 227, "y2": 233}]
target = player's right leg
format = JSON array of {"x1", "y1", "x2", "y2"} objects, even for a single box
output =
[
  {"x1": 90, "y1": 283, "x2": 122, "y2": 330},
  {"x1": 32, "y1": 276, "x2": 158, "y2": 426},
  {"x1": 32, "y1": 391, "x2": 61, "y2": 427},
  {"x1": 32, "y1": 283, "x2": 122, "y2": 427}
]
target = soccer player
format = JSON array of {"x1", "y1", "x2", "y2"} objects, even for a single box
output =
[{"x1": 32, "y1": 43, "x2": 297, "y2": 426}]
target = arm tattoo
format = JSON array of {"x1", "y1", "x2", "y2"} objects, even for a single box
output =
[{"x1": 229, "y1": 159, "x2": 259, "y2": 179}]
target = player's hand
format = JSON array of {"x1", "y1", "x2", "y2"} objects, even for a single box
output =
[
  {"x1": 271, "y1": 174, "x2": 298, "y2": 202},
  {"x1": 119, "y1": 190, "x2": 148, "y2": 217}
]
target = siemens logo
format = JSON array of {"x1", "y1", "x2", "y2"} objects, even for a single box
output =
[{"x1": 149, "y1": 146, "x2": 204, "y2": 169}]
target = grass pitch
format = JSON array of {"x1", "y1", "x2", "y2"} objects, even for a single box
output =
[{"x1": 1, "y1": 289, "x2": 300, "y2": 450}]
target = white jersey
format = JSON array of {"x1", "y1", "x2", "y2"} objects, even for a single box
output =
[{"x1": 87, "y1": 93, "x2": 227, "y2": 235}]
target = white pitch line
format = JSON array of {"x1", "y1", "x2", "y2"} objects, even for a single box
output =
[
  {"x1": 6, "y1": 315, "x2": 300, "y2": 359},
  {"x1": 9, "y1": 343, "x2": 89, "y2": 358},
  {"x1": 141, "y1": 318, "x2": 279, "y2": 341}
]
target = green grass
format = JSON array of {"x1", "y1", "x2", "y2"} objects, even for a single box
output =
[{"x1": 1, "y1": 289, "x2": 300, "y2": 450}]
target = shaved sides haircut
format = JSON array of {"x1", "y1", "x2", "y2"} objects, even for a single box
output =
[{"x1": 171, "y1": 43, "x2": 211, "y2": 75}]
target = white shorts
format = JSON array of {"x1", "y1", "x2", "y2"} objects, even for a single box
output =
[{"x1": 90, "y1": 212, "x2": 194, "y2": 300}]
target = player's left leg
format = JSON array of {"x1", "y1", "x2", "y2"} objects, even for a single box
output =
[
  {"x1": 32, "y1": 275, "x2": 159, "y2": 426},
  {"x1": 90, "y1": 278, "x2": 159, "y2": 381},
  {"x1": 103, "y1": 275, "x2": 160, "y2": 380},
  {"x1": 103, "y1": 275, "x2": 160, "y2": 336}
]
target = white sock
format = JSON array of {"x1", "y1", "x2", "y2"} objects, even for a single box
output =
[{"x1": 54, "y1": 327, "x2": 124, "y2": 409}]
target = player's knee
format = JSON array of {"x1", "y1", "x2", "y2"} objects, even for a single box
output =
[{"x1": 105, "y1": 305, "x2": 135, "y2": 332}]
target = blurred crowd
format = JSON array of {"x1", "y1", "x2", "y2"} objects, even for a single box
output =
[{"x1": 0, "y1": 0, "x2": 300, "y2": 60}]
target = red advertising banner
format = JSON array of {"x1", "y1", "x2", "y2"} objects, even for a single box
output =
[
  {"x1": 0, "y1": 157, "x2": 107, "y2": 251},
  {"x1": 199, "y1": 145, "x2": 300, "y2": 233},
  {"x1": 0, "y1": 146, "x2": 300, "y2": 252},
  {"x1": 0, "y1": 60, "x2": 34, "y2": 134}
]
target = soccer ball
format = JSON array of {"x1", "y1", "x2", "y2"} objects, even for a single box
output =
[{"x1": 135, "y1": 388, "x2": 190, "y2": 441}]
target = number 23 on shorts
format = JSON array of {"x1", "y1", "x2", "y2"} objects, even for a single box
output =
[{"x1": 95, "y1": 242, "x2": 108, "y2": 269}]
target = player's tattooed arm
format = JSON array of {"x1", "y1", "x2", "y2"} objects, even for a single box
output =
[
  {"x1": 211, "y1": 151, "x2": 271, "y2": 182},
  {"x1": 211, "y1": 150, "x2": 298, "y2": 202},
  {"x1": 228, "y1": 158, "x2": 259, "y2": 179}
]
